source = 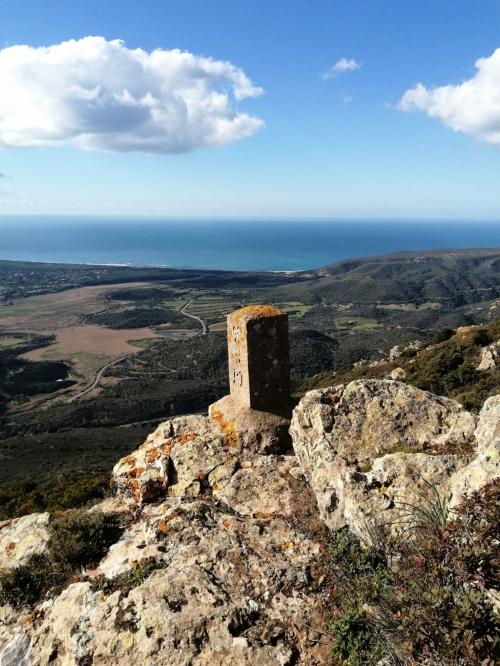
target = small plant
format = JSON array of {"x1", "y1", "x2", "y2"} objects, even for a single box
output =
[
  {"x1": 92, "y1": 557, "x2": 166, "y2": 595},
  {"x1": 326, "y1": 480, "x2": 500, "y2": 665}
]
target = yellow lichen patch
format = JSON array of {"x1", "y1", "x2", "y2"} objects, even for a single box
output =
[
  {"x1": 252, "y1": 512, "x2": 274, "y2": 521},
  {"x1": 281, "y1": 541, "x2": 294, "y2": 551},
  {"x1": 211, "y1": 406, "x2": 239, "y2": 449},
  {"x1": 231, "y1": 304, "x2": 283, "y2": 320}
]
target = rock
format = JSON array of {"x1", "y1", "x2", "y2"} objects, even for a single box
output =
[
  {"x1": 0, "y1": 513, "x2": 50, "y2": 570},
  {"x1": 448, "y1": 395, "x2": 500, "y2": 509},
  {"x1": 448, "y1": 438, "x2": 500, "y2": 511},
  {"x1": 112, "y1": 414, "x2": 241, "y2": 503},
  {"x1": 474, "y1": 395, "x2": 500, "y2": 451},
  {"x1": 290, "y1": 380, "x2": 477, "y2": 538},
  {"x1": 476, "y1": 344, "x2": 498, "y2": 371},
  {"x1": 0, "y1": 633, "x2": 33, "y2": 666},
  {"x1": 4, "y1": 478, "x2": 329, "y2": 664},
  {"x1": 388, "y1": 367, "x2": 406, "y2": 381},
  {"x1": 389, "y1": 340, "x2": 422, "y2": 362},
  {"x1": 209, "y1": 394, "x2": 291, "y2": 454}
]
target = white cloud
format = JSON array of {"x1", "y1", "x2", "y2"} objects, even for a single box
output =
[
  {"x1": 398, "y1": 48, "x2": 500, "y2": 146},
  {"x1": 0, "y1": 36, "x2": 264, "y2": 154},
  {"x1": 321, "y1": 57, "x2": 361, "y2": 80}
]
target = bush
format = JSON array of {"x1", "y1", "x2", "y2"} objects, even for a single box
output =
[
  {"x1": 0, "y1": 554, "x2": 55, "y2": 609},
  {"x1": 48, "y1": 510, "x2": 123, "y2": 570},
  {"x1": 326, "y1": 481, "x2": 500, "y2": 665},
  {"x1": 0, "y1": 509, "x2": 123, "y2": 609},
  {"x1": 434, "y1": 327, "x2": 455, "y2": 344},
  {"x1": 0, "y1": 474, "x2": 112, "y2": 521}
]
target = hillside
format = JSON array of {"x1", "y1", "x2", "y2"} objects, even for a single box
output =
[{"x1": 302, "y1": 319, "x2": 500, "y2": 412}]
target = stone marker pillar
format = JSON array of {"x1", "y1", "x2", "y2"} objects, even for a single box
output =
[
  {"x1": 209, "y1": 304, "x2": 292, "y2": 454},
  {"x1": 227, "y1": 305, "x2": 290, "y2": 414}
]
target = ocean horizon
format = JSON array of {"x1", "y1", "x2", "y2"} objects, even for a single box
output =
[{"x1": 1, "y1": 217, "x2": 499, "y2": 272}]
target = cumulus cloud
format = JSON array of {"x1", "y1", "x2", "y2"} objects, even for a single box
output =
[
  {"x1": 399, "y1": 48, "x2": 500, "y2": 146},
  {"x1": 321, "y1": 57, "x2": 361, "y2": 80},
  {"x1": 0, "y1": 36, "x2": 264, "y2": 153}
]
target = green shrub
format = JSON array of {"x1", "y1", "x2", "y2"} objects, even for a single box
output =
[
  {"x1": 48, "y1": 510, "x2": 123, "y2": 570},
  {"x1": 0, "y1": 509, "x2": 123, "y2": 609},
  {"x1": 0, "y1": 474, "x2": 112, "y2": 521},
  {"x1": 0, "y1": 554, "x2": 55, "y2": 609},
  {"x1": 433, "y1": 327, "x2": 455, "y2": 344},
  {"x1": 326, "y1": 480, "x2": 500, "y2": 665},
  {"x1": 92, "y1": 557, "x2": 165, "y2": 595}
]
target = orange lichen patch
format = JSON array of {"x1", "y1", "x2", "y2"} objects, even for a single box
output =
[
  {"x1": 161, "y1": 440, "x2": 174, "y2": 456},
  {"x1": 253, "y1": 512, "x2": 275, "y2": 521},
  {"x1": 157, "y1": 518, "x2": 171, "y2": 534},
  {"x1": 211, "y1": 406, "x2": 239, "y2": 449},
  {"x1": 231, "y1": 304, "x2": 283, "y2": 321},
  {"x1": 281, "y1": 541, "x2": 293, "y2": 551},
  {"x1": 145, "y1": 447, "x2": 160, "y2": 463},
  {"x1": 121, "y1": 454, "x2": 137, "y2": 466},
  {"x1": 5, "y1": 542, "x2": 16, "y2": 552},
  {"x1": 20, "y1": 610, "x2": 39, "y2": 625},
  {"x1": 175, "y1": 432, "x2": 196, "y2": 445},
  {"x1": 157, "y1": 512, "x2": 181, "y2": 534}
]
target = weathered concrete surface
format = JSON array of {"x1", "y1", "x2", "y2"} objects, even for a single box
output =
[
  {"x1": 227, "y1": 305, "x2": 290, "y2": 415},
  {"x1": 209, "y1": 394, "x2": 291, "y2": 454}
]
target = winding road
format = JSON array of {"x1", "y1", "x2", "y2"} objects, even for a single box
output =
[
  {"x1": 67, "y1": 300, "x2": 207, "y2": 404},
  {"x1": 181, "y1": 299, "x2": 208, "y2": 335},
  {"x1": 66, "y1": 353, "x2": 134, "y2": 403}
]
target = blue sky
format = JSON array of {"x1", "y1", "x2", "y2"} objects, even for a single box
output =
[{"x1": 0, "y1": 0, "x2": 499, "y2": 219}]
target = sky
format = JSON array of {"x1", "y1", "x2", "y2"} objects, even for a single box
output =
[{"x1": 0, "y1": 0, "x2": 499, "y2": 219}]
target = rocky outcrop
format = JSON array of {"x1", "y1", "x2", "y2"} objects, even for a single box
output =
[
  {"x1": 1, "y1": 380, "x2": 498, "y2": 665},
  {"x1": 0, "y1": 513, "x2": 50, "y2": 571},
  {"x1": 290, "y1": 380, "x2": 486, "y2": 539},
  {"x1": 1, "y1": 414, "x2": 329, "y2": 666},
  {"x1": 477, "y1": 342, "x2": 499, "y2": 370},
  {"x1": 448, "y1": 395, "x2": 500, "y2": 509}
]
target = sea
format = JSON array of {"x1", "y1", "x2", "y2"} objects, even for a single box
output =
[{"x1": 0, "y1": 217, "x2": 499, "y2": 272}]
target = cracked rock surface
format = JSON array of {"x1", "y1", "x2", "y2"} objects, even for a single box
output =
[
  {"x1": 0, "y1": 413, "x2": 329, "y2": 666},
  {"x1": 290, "y1": 379, "x2": 497, "y2": 540}
]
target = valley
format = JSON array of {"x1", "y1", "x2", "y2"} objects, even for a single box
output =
[{"x1": 1, "y1": 248, "x2": 500, "y2": 518}]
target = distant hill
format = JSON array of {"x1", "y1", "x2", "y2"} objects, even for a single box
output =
[
  {"x1": 273, "y1": 248, "x2": 500, "y2": 304},
  {"x1": 302, "y1": 318, "x2": 500, "y2": 412}
]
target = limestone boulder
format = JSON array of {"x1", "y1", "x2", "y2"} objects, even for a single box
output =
[
  {"x1": 0, "y1": 513, "x2": 50, "y2": 571},
  {"x1": 112, "y1": 414, "x2": 242, "y2": 503},
  {"x1": 1, "y1": 477, "x2": 329, "y2": 665},
  {"x1": 290, "y1": 380, "x2": 478, "y2": 538},
  {"x1": 476, "y1": 342, "x2": 499, "y2": 371},
  {"x1": 448, "y1": 395, "x2": 500, "y2": 509},
  {"x1": 474, "y1": 395, "x2": 500, "y2": 451}
]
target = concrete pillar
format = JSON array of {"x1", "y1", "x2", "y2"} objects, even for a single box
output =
[{"x1": 227, "y1": 304, "x2": 290, "y2": 415}]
